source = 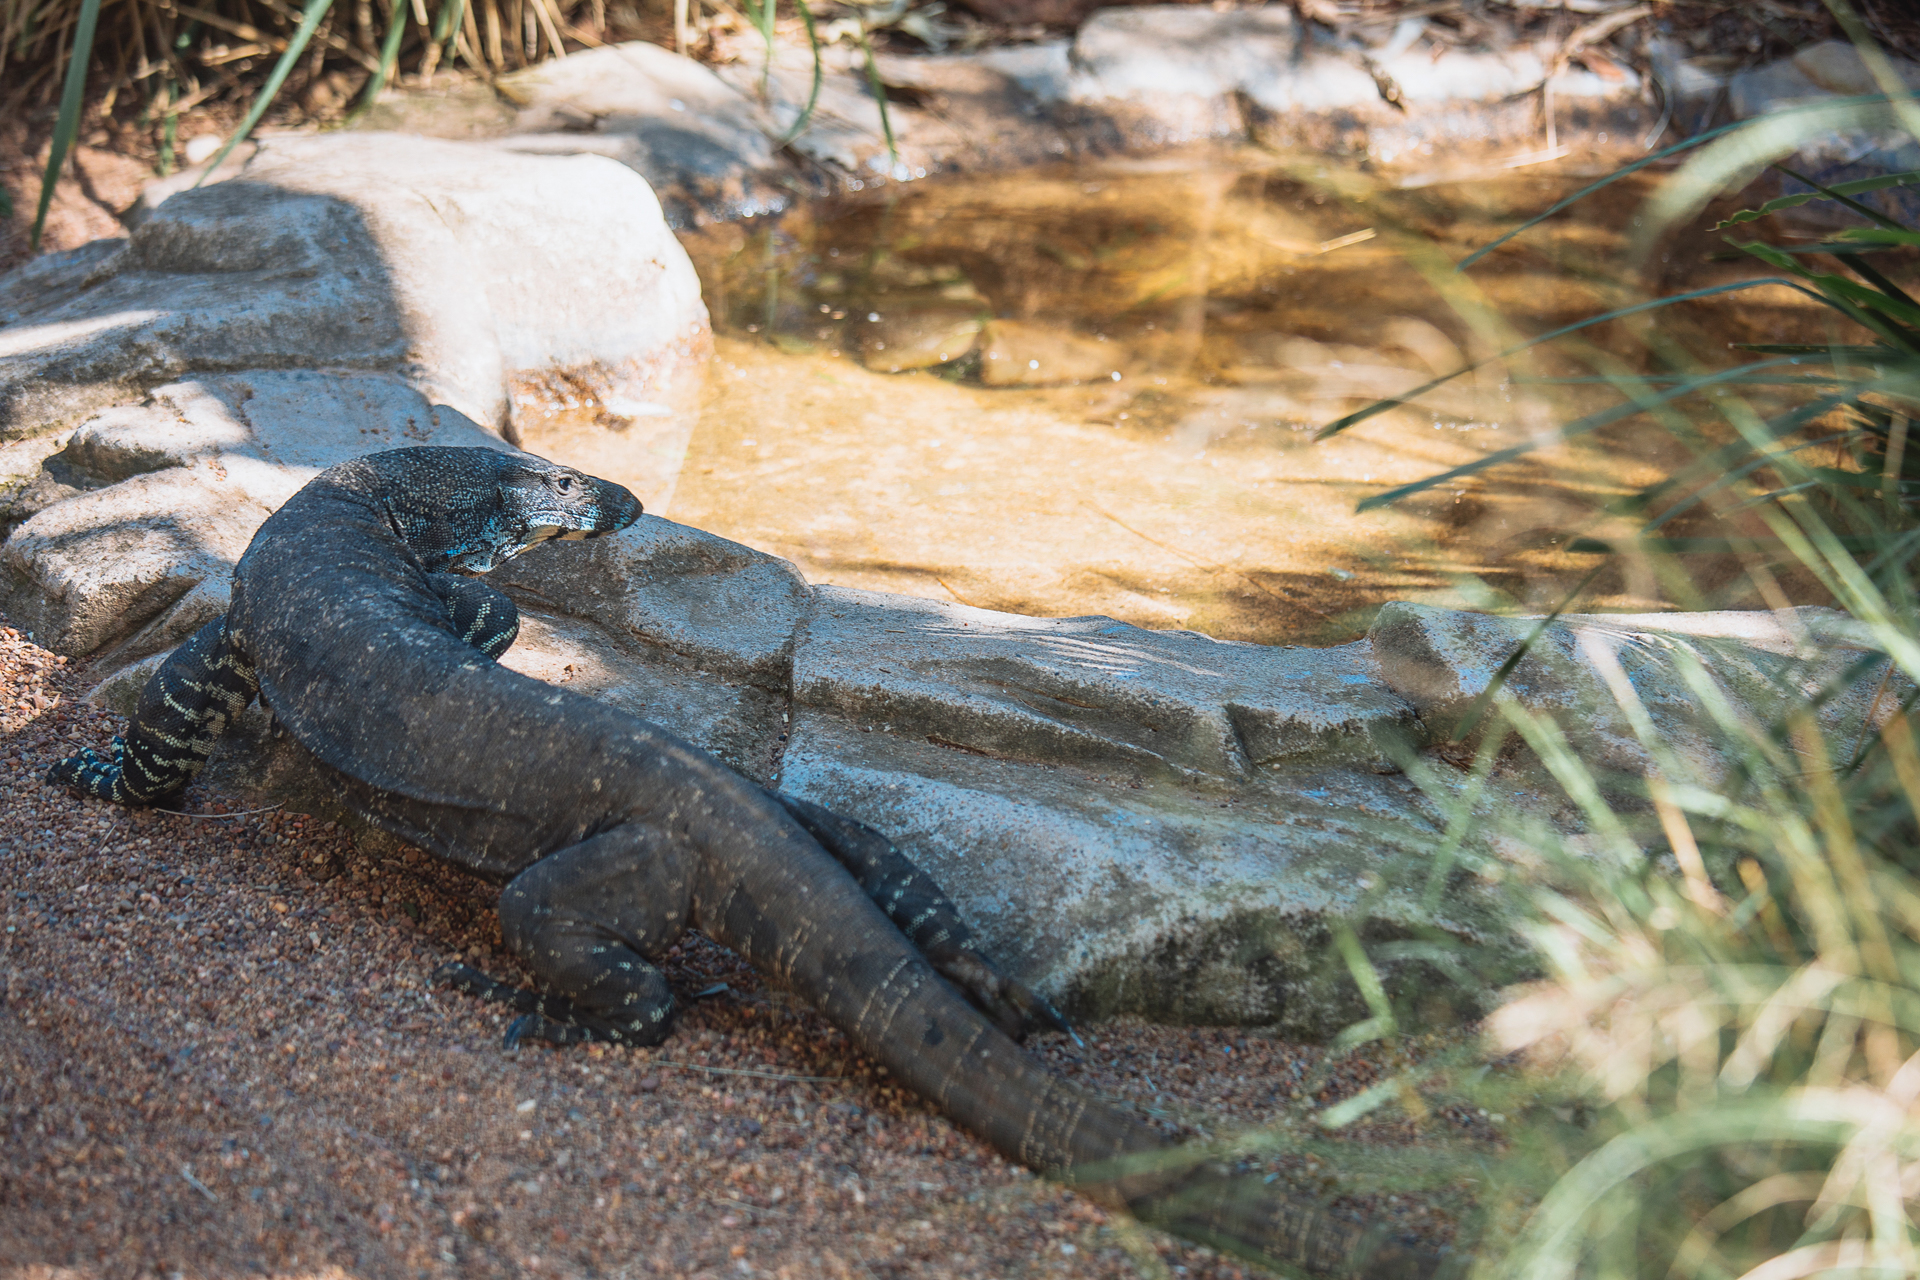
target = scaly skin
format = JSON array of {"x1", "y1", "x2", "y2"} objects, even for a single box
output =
[{"x1": 50, "y1": 447, "x2": 1458, "y2": 1280}]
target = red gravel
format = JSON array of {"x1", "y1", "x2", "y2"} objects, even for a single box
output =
[{"x1": 0, "y1": 623, "x2": 1488, "y2": 1279}]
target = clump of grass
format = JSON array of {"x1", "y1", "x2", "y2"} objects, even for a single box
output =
[
  {"x1": 6, "y1": 0, "x2": 617, "y2": 248},
  {"x1": 1311, "y1": 20, "x2": 1920, "y2": 1277}
]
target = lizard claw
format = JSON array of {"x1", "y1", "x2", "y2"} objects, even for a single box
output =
[
  {"x1": 503, "y1": 1013, "x2": 540, "y2": 1052},
  {"x1": 927, "y1": 944, "x2": 1080, "y2": 1045},
  {"x1": 434, "y1": 961, "x2": 676, "y2": 1049}
]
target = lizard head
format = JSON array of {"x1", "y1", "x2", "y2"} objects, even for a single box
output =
[
  {"x1": 369, "y1": 447, "x2": 643, "y2": 575},
  {"x1": 493, "y1": 454, "x2": 643, "y2": 553}
]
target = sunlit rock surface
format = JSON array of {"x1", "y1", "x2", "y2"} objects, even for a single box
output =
[
  {"x1": 0, "y1": 133, "x2": 710, "y2": 506},
  {"x1": 1, "y1": 374, "x2": 507, "y2": 661},
  {"x1": 492, "y1": 41, "x2": 793, "y2": 226},
  {"x1": 330, "y1": 11, "x2": 1651, "y2": 221}
]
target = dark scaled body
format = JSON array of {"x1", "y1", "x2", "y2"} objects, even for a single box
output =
[{"x1": 49, "y1": 446, "x2": 1455, "y2": 1280}]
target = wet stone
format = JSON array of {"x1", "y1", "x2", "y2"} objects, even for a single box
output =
[{"x1": 854, "y1": 304, "x2": 987, "y2": 373}]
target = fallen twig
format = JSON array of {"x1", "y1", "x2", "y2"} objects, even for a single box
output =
[{"x1": 154, "y1": 804, "x2": 284, "y2": 820}]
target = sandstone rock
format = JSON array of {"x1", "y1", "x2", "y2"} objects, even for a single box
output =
[
  {"x1": 0, "y1": 373, "x2": 508, "y2": 663},
  {"x1": 714, "y1": 42, "x2": 1088, "y2": 185},
  {"x1": 1067, "y1": 5, "x2": 1294, "y2": 146},
  {"x1": 1065, "y1": 5, "x2": 1646, "y2": 169},
  {"x1": 774, "y1": 715, "x2": 1496, "y2": 1031},
  {"x1": 1, "y1": 132, "x2": 710, "y2": 505},
  {"x1": 792, "y1": 585, "x2": 1423, "y2": 775},
  {"x1": 26, "y1": 409, "x2": 1894, "y2": 1032},
  {"x1": 491, "y1": 513, "x2": 812, "y2": 686}
]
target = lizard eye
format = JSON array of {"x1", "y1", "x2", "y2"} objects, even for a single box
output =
[{"x1": 554, "y1": 475, "x2": 575, "y2": 494}]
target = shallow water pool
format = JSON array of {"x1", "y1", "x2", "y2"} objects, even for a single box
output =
[{"x1": 537, "y1": 146, "x2": 1819, "y2": 643}]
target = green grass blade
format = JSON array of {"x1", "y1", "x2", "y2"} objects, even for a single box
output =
[
  {"x1": 1567, "y1": 535, "x2": 1908, "y2": 554},
  {"x1": 1316, "y1": 281, "x2": 1814, "y2": 441},
  {"x1": 434, "y1": 0, "x2": 467, "y2": 58},
  {"x1": 1834, "y1": 251, "x2": 1920, "y2": 315},
  {"x1": 1773, "y1": 162, "x2": 1911, "y2": 234},
  {"x1": 1445, "y1": 561, "x2": 1608, "y2": 746},
  {"x1": 194, "y1": 0, "x2": 338, "y2": 187},
  {"x1": 1828, "y1": 226, "x2": 1920, "y2": 248},
  {"x1": 754, "y1": 0, "x2": 775, "y2": 97},
  {"x1": 30, "y1": 0, "x2": 102, "y2": 252},
  {"x1": 1733, "y1": 343, "x2": 1894, "y2": 356},
  {"x1": 1352, "y1": 359, "x2": 1803, "y2": 512},
  {"x1": 857, "y1": 28, "x2": 898, "y2": 170},
  {"x1": 352, "y1": 0, "x2": 410, "y2": 118},
  {"x1": 1716, "y1": 168, "x2": 1920, "y2": 228},
  {"x1": 1516, "y1": 374, "x2": 1847, "y2": 386},
  {"x1": 1733, "y1": 240, "x2": 1920, "y2": 352},
  {"x1": 1639, "y1": 408, "x2": 1860, "y2": 533},
  {"x1": 1455, "y1": 95, "x2": 1906, "y2": 271},
  {"x1": 777, "y1": 0, "x2": 823, "y2": 146}
]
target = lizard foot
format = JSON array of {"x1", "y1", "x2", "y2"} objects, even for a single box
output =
[
  {"x1": 433, "y1": 962, "x2": 676, "y2": 1049},
  {"x1": 925, "y1": 944, "x2": 1082, "y2": 1047},
  {"x1": 46, "y1": 742, "x2": 135, "y2": 803},
  {"x1": 47, "y1": 739, "x2": 181, "y2": 807}
]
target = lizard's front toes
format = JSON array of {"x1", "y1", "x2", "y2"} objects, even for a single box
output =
[
  {"x1": 47, "y1": 747, "x2": 115, "y2": 795},
  {"x1": 502, "y1": 1009, "x2": 674, "y2": 1050}
]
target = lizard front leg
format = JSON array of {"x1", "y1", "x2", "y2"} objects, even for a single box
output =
[
  {"x1": 773, "y1": 793, "x2": 1077, "y2": 1043},
  {"x1": 49, "y1": 616, "x2": 258, "y2": 806},
  {"x1": 425, "y1": 573, "x2": 520, "y2": 659},
  {"x1": 436, "y1": 823, "x2": 693, "y2": 1048}
]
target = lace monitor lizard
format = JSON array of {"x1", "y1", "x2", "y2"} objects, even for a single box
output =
[{"x1": 50, "y1": 446, "x2": 1454, "y2": 1280}]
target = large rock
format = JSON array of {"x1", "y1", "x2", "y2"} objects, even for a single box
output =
[
  {"x1": 19, "y1": 390, "x2": 1910, "y2": 1031},
  {"x1": 2, "y1": 133, "x2": 710, "y2": 506},
  {"x1": 0, "y1": 373, "x2": 508, "y2": 660},
  {"x1": 1062, "y1": 5, "x2": 1649, "y2": 174}
]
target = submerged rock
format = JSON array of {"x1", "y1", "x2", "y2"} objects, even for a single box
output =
[
  {"x1": 854, "y1": 303, "x2": 987, "y2": 373},
  {"x1": 978, "y1": 319, "x2": 1119, "y2": 386}
]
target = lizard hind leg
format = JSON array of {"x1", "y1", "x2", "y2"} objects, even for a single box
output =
[
  {"x1": 47, "y1": 616, "x2": 257, "y2": 806},
  {"x1": 772, "y1": 792, "x2": 1078, "y2": 1044},
  {"x1": 437, "y1": 823, "x2": 694, "y2": 1049}
]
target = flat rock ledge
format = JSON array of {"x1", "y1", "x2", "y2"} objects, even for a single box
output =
[{"x1": 5, "y1": 364, "x2": 1903, "y2": 1034}]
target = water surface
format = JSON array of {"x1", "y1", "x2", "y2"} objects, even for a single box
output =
[{"x1": 589, "y1": 148, "x2": 1818, "y2": 642}]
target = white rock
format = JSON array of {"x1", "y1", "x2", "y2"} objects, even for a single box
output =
[
  {"x1": 3, "y1": 132, "x2": 709, "y2": 466},
  {"x1": 495, "y1": 42, "x2": 791, "y2": 224}
]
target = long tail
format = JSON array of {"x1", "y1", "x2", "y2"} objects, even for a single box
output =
[{"x1": 715, "y1": 833, "x2": 1458, "y2": 1280}]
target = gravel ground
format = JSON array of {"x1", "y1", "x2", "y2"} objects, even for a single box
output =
[{"x1": 1, "y1": 623, "x2": 1493, "y2": 1280}]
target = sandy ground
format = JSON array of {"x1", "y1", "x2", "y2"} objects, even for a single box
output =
[{"x1": 0, "y1": 623, "x2": 1491, "y2": 1280}]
